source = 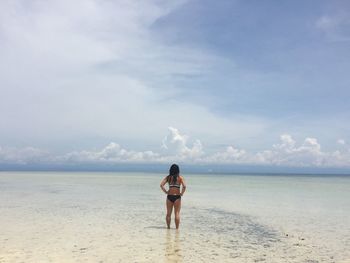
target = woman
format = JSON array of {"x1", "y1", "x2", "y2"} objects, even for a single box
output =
[{"x1": 160, "y1": 164, "x2": 187, "y2": 229}]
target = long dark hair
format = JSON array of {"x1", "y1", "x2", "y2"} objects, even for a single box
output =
[{"x1": 167, "y1": 164, "x2": 180, "y2": 184}]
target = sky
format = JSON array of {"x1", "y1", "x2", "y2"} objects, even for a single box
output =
[{"x1": 1, "y1": 0, "x2": 350, "y2": 172}]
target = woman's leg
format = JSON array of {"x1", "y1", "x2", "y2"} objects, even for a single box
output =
[
  {"x1": 166, "y1": 199, "x2": 173, "y2": 229},
  {"x1": 174, "y1": 199, "x2": 181, "y2": 229}
]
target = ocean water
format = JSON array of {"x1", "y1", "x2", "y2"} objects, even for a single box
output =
[{"x1": 0, "y1": 171, "x2": 349, "y2": 263}]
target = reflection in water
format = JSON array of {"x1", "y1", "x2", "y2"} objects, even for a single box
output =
[{"x1": 165, "y1": 229, "x2": 182, "y2": 262}]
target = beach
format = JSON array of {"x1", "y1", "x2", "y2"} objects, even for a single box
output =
[{"x1": 0, "y1": 171, "x2": 349, "y2": 262}]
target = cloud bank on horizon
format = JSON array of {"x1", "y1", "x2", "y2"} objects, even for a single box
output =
[
  {"x1": 1, "y1": 127, "x2": 349, "y2": 168},
  {"x1": 1, "y1": 0, "x2": 350, "y2": 170}
]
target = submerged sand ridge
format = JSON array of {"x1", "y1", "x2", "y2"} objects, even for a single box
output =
[{"x1": 0, "y1": 172, "x2": 349, "y2": 262}]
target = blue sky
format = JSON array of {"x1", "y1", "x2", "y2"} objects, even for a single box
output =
[
  {"x1": 151, "y1": 0, "x2": 350, "y2": 123},
  {"x1": 0, "y1": 0, "x2": 349, "y2": 171}
]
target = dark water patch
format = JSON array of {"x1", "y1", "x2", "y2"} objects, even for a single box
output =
[{"x1": 189, "y1": 207, "x2": 280, "y2": 245}]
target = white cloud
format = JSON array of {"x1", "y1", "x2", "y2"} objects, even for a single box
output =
[
  {"x1": 337, "y1": 139, "x2": 346, "y2": 145},
  {"x1": 0, "y1": 1, "x2": 349, "y2": 162},
  {"x1": 57, "y1": 127, "x2": 204, "y2": 164},
  {"x1": 254, "y1": 135, "x2": 324, "y2": 166},
  {"x1": 161, "y1": 127, "x2": 203, "y2": 160},
  {"x1": 58, "y1": 142, "x2": 160, "y2": 164},
  {"x1": 272, "y1": 134, "x2": 296, "y2": 153},
  {"x1": 0, "y1": 146, "x2": 48, "y2": 165},
  {"x1": 202, "y1": 146, "x2": 247, "y2": 164},
  {"x1": 254, "y1": 135, "x2": 350, "y2": 167},
  {"x1": 2, "y1": 128, "x2": 350, "y2": 168},
  {"x1": 0, "y1": 0, "x2": 268, "y2": 150}
]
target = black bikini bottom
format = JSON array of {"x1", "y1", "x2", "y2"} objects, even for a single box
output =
[{"x1": 167, "y1": 195, "x2": 181, "y2": 203}]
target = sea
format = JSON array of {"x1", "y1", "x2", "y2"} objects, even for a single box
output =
[{"x1": 0, "y1": 171, "x2": 349, "y2": 262}]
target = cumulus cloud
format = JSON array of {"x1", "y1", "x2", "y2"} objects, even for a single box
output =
[
  {"x1": 255, "y1": 135, "x2": 325, "y2": 166},
  {"x1": 1, "y1": 128, "x2": 350, "y2": 168},
  {"x1": 58, "y1": 142, "x2": 160, "y2": 164},
  {"x1": 161, "y1": 127, "x2": 203, "y2": 160},
  {"x1": 202, "y1": 146, "x2": 247, "y2": 164},
  {"x1": 56, "y1": 127, "x2": 203, "y2": 164},
  {"x1": 0, "y1": 146, "x2": 49, "y2": 165}
]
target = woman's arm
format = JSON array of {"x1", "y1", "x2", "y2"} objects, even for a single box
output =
[
  {"x1": 180, "y1": 176, "x2": 186, "y2": 196},
  {"x1": 160, "y1": 176, "x2": 168, "y2": 195}
]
